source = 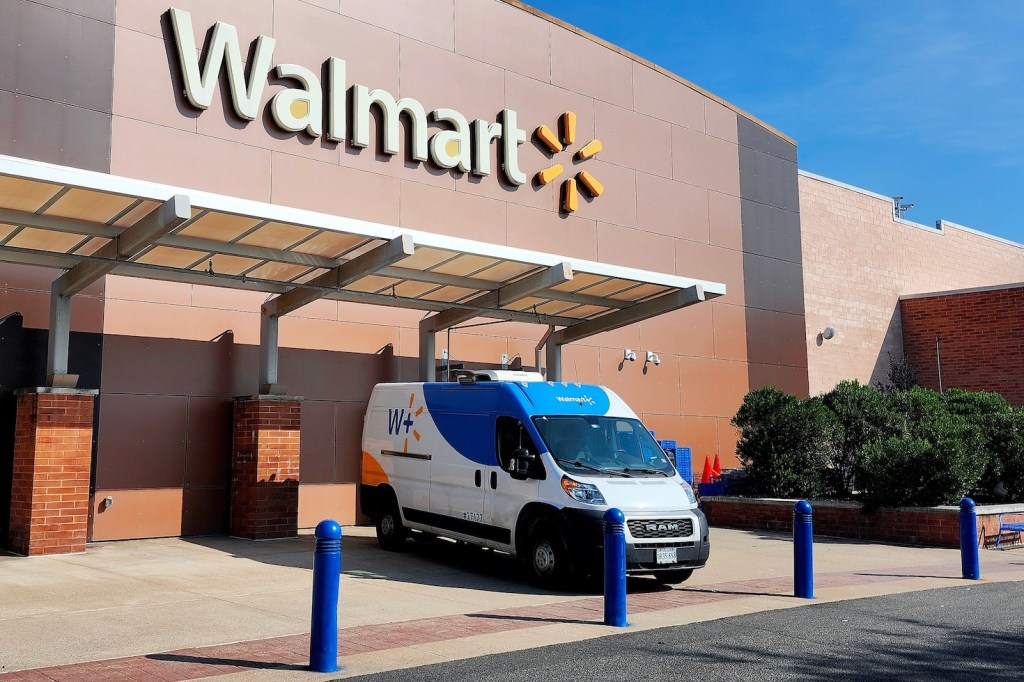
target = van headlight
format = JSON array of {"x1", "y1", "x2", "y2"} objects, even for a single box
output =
[
  {"x1": 561, "y1": 475, "x2": 606, "y2": 505},
  {"x1": 680, "y1": 480, "x2": 697, "y2": 505}
]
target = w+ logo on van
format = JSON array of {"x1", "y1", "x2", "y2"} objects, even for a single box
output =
[{"x1": 388, "y1": 392, "x2": 423, "y2": 453}]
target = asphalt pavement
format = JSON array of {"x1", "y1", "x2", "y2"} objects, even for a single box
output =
[{"x1": 341, "y1": 581, "x2": 1024, "y2": 682}]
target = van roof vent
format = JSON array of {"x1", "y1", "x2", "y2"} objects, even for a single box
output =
[{"x1": 473, "y1": 370, "x2": 545, "y2": 383}]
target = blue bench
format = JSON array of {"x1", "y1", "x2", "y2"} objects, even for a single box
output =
[{"x1": 996, "y1": 513, "x2": 1024, "y2": 549}]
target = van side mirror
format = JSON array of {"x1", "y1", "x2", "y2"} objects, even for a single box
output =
[{"x1": 510, "y1": 447, "x2": 536, "y2": 479}]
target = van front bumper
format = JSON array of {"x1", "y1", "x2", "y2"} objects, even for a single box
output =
[{"x1": 558, "y1": 507, "x2": 710, "y2": 576}]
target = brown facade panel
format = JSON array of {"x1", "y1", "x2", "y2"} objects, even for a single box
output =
[
  {"x1": 0, "y1": 1, "x2": 114, "y2": 112},
  {"x1": 298, "y1": 483, "x2": 357, "y2": 527},
  {"x1": 0, "y1": 90, "x2": 111, "y2": 173},
  {"x1": 91, "y1": 487, "x2": 183, "y2": 541},
  {"x1": 0, "y1": 0, "x2": 113, "y2": 172},
  {"x1": 277, "y1": 348, "x2": 394, "y2": 403},
  {"x1": 184, "y1": 397, "x2": 233, "y2": 487},
  {"x1": 181, "y1": 485, "x2": 229, "y2": 536},
  {"x1": 95, "y1": 393, "x2": 187, "y2": 489},
  {"x1": 300, "y1": 400, "x2": 336, "y2": 484},
  {"x1": 335, "y1": 402, "x2": 366, "y2": 483},
  {"x1": 100, "y1": 335, "x2": 258, "y2": 397}
]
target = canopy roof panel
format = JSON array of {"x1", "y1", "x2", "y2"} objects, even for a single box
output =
[{"x1": 0, "y1": 155, "x2": 726, "y2": 330}]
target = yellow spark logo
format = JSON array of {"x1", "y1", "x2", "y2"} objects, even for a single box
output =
[
  {"x1": 534, "y1": 111, "x2": 604, "y2": 213},
  {"x1": 389, "y1": 392, "x2": 423, "y2": 453},
  {"x1": 403, "y1": 391, "x2": 423, "y2": 453}
]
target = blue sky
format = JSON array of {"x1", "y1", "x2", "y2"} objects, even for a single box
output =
[{"x1": 527, "y1": 0, "x2": 1024, "y2": 244}]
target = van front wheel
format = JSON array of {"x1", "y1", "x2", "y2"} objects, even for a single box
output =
[
  {"x1": 376, "y1": 500, "x2": 408, "y2": 551},
  {"x1": 528, "y1": 526, "x2": 567, "y2": 588}
]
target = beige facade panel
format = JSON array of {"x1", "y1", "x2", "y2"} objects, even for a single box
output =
[{"x1": 800, "y1": 171, "x2": 1024, "y2": 395}]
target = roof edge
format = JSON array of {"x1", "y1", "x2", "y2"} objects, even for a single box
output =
[
  {"x1": 800, "y1": 170, "x2": 1024, "y2": 250},
  {"x1": 499, "y1": 0, "x2": 796, "y2": 146},
  {"x1": 899, "y1": 281, "x2": 1024, "y2": 301}
]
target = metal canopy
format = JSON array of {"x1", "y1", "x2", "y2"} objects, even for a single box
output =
[{"x1": 0, "y1": 155, "x2": 726, "y2": 384}]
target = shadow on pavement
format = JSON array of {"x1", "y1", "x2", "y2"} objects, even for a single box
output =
[
  {"x1": 467, "y1": 613, "x2": 595, "y2": 626},
  {"x1": 146, "y1": 653, "x2": 307, "y2": 671},
  {"x1": 853, "y1": 571, "x2": 960, "y2": 579},
  {"x1": 182, "y1": 531, "x2": 684, "y2": 598},
  {"x1": 681, "y1": 586, "x2": 791, "y2": 598}
]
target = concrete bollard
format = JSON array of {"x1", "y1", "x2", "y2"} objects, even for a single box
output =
[
  {"x1": 603, "y1": 507, "x2": 628, "y2": 627},
  {"x1": 793, "y1": 500, "x2": 814, "y2": 599},
  {"x1": 309, "y1": 519, "x2": 342, "y2": 673},
  {"x1": 959, "y1": 498, "x2": 981, "y2": 580}
]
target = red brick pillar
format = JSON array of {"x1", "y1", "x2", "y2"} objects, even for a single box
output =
[
  {"x1": 231, "y1": 395, "x2": 301, "y2": 539},
  {"x1": 9, "y1": 388, "x2": 96, "y2": 556}
]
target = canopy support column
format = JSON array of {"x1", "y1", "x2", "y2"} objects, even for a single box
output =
[
  {"x1": 45, "y1": 194, "x2": 191, "y2": 387},
  {"x1": 259, "y1": 312, "x2": 282, "y2": 394},
  {"x1": 419, "y1": 327, "x2": 436, "y2": 382},
  {"x1": 545, "y1": 339, "x2": 562, "y2": 383},
  {"x1": 45, "y1": 286, "x2": 75, "y2": 388}
]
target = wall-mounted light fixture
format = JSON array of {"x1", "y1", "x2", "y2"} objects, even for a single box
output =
[
  {"x1": 821, "y1": 326, "x2": 835, "y2": 341},
  {"x1": 645, "y1": 351, "x2": 661, "y2": 366},
  {"x1": 623, "y1": 348, "x2": 637, "y2": 362}
]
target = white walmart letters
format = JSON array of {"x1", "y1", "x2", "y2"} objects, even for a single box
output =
[{"x1": 168, "y1": 8, "x2": 526, "y2": 185}]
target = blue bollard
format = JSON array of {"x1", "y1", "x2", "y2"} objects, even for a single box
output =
[
  {"x1": 793, "y1": 500, "x2": 814, "y2": 599},
  {"x1": 309, "y1": 519, "x2": 342, "y2": 673},
  {"x1": 603, "y1": 507, "x2": 628, "y2": 627},
  {"x1": 959, "y1": 498, "x2": 981, "y2": 580}
]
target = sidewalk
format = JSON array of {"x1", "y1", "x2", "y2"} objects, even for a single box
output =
[{"x1": 2, "y1": 526, "x2": 1023, "y2": 681}]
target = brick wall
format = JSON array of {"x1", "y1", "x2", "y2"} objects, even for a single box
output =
[
  {"x1": 8, "y1": 390, "x2": 96, "y2": 556},
  {"x1": 702, "y1": 497, "x2": 962, "y2": 547},
  {"x1": 799, "y1": 173, "x2": 1024, "y2": 395},
  {"x1": 901, "y1": 285, "x2": 1024, "y2": 405},
  {"x1": 230, "y1": 397, "x2": 301, "y2": 540}
]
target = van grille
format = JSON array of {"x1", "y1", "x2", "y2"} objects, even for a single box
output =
[{"x1": 628, "y1": 518, "x2": 693, "y2": 539}]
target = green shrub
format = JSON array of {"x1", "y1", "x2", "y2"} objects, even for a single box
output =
[
  {"x1": 854, "y1": 390, "x2": 987, "y2": 509},
  {"x1": 984, "y1": 409, "x2": 1024, "y2": 501},
  {"x1": 821, "y1": 380, "x2": 894, "y2": 496},
  {"x1": 942, "y1": 389, "x2": 1013, "y2": 497},
  {"x1": 732, "y1": 387, "x2": 839, "y2": 498}
]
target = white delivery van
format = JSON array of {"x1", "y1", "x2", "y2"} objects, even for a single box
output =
[{"x1": 360, "y1": 371, "x2": 709, "y2": 586}]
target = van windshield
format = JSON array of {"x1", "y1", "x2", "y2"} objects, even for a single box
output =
[{"x1": 532, "y1": 416, "x2": 676, "y2": 477}]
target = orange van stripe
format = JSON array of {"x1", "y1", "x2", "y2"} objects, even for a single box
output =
[{"x1": 361, "y1": 451, "x2": 389, "y2": 486}]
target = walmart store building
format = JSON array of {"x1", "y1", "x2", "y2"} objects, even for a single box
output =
[{"x1": 1, "y1": 0, "x2": 1021, "y2": 555}]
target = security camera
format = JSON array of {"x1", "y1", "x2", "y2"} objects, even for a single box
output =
[
  {"x1": 646, "y1": 351, "x2": 661, "y2": 366},
  {"x1": 623, "y1": 349, "x2": 637, "y2": 362},
  {"x1": 821, "y1": 326, "x2": 835, "y2": 340}
]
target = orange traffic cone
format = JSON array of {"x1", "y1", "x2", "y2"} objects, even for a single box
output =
[
  {"x1": 700, "y1": 456, "x2": 713, "y2": 484},
  {"x1": 712, "y1": 454, "x2": 722, "y2": 479}
]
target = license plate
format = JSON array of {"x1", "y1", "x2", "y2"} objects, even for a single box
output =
[{"x1": 656, "y1": 547, "x2": 677, "y2": 564}]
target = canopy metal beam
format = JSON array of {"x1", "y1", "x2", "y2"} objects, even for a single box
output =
[
  {"x1": 56, "y1": 195, "x2": 192, "y2": 297},
  {"x1": 259, "y1": 234, "x2": 415, "y2": 392},
  {"x1": 545, "y1": 285, "x2": 708, "y2": 382},
  {"x1": 421, "y1": 262, "x2": 573, "y2": 334},
  {"x1": 263, "y1": 234, "x2": 414, "y2": 319},
  {"x1": 45, "y1": 195, "x2": 191, "y2": 387},
  {"x1": 0, "y1": 207, "x2": 123, "y2": 239},
  {"x1": 418, "y1": 262, "x2": 573, "y2": 382}
]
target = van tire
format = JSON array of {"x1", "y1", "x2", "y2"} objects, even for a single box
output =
[
  {"x1": 654, "y1": 568, "x2": 693, "y2": 585},
  {"x1": 376, "y1": 498, "x2": 408, "y2": 551},
  {"x1": 528, "y1": 525, "x2": 568, "y2": 588}
]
